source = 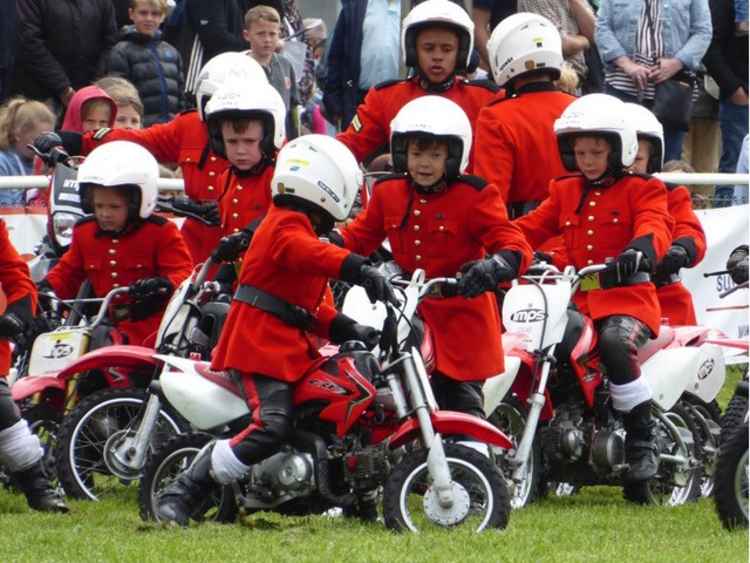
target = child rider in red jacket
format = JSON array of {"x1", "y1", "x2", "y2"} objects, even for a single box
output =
[{"x1": 157, "y1": 135, "x2": 396, "y2": 526}]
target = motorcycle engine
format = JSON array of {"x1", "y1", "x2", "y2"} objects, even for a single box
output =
[
  {"x1": 590, "y1": 428, "x2": 626, "y2": 471},
  {"x1": 251, "y1": 448, "x2": 315, "y2": 496},
  {"x1": 541, "y1": 419, "x2": 585, "y2": 462}
]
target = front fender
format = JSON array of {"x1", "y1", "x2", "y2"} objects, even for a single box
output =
[
  {"x1": 388, "y1": 410, "x2": 513, "y2": 450},
  {"x1": 13, "y1": 345, "x2": 159, "y2": 401},
  {"x1": 11, "y1": 375, "x2": 65, "y2": 401}
]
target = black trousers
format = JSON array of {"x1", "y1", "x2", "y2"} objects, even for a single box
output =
[
  {"x1": 229, "y1": 372, "x2": 294, "y2": 466},
  {"x1": 597, "y1": 315, "x2": 651, "y2": 385},
  {"x1": 431, "y1": 372, "x2": 485, "y2": 420},
  {"x1": 0, "y1": 378, "x2": 21, "y2": 431}
]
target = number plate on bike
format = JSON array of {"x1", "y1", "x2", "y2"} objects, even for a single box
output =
[{"x1": 28, "y1": 330, "x2": 90, "y2": 376}]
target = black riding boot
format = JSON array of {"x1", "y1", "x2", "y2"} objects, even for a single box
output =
[
  {"x1": 11, "y1": 461, "x2": 69, "y2": 513},
  {"x1": 623, "y1": 401, "x2": 659, "y2": 482},
  {"x1": 157, "y1": 445, "x2": 216, "y2": 526}
]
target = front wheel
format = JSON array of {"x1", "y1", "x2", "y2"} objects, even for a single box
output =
[
  {"x1": 55, "y1": 388, "x2": 185, "y2": 501},
  {"x1": 714, "y1": 424, "x2": 749, "y2": 530},
  {"x1": 489, "y1": 398, "x2": 542, "y2": 509},
  {"x1": 138, "y1": 432, "x2": 237, "y2": 523},
  {"x1": 382, "y1": 443, "x2": 510, "y2": 533}
]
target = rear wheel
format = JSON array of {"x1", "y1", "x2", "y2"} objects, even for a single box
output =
[
  {"x1": 382, "y1": 443, "x2": 510, "y2": 533},
  {"x1": 138, "y1": 432, "x2": 237, "y2": 523},
  {"x1": 55, "y1": 388, "x2": 185, "y2": 501},
  {"x1": 623, "y1": 407, "x2": 700, "y2": 506}
]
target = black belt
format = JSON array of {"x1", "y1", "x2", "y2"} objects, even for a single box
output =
[
  {"x1": 234, "y1": 285, "x2": 313, "y2": 330},
  {"x1": 654, "y1": 273, "x2": 681, "y2": 288},
  {"x1": 508, "y1": 200, "x2": 541, "y2": 220}
]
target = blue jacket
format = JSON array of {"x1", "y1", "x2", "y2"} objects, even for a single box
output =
[
  {"x1": 595, "y1": 0, "x2": 713, "y2": 71},
  {"x1": 322, "y1": 0, "x2": 368, "y2": 129}
]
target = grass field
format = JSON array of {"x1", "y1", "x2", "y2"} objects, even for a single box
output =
[{"x1": 0, "y1": 371, "x2": 747, "y2": 563}]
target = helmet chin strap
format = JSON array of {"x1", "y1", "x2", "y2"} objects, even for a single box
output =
[{"x1": 417, "y1": 70, "x2": 455, "y2": 93}]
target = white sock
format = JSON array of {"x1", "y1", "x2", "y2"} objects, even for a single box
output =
[
  {"x1": 610, "y1": 378, "x2": 652, "y2": 413},
  {"x1": 0, "y1": 419, "x2": 42, "y2": 472},
  {"x1": 210, "y1": 439, "x2": 251, "y2": 485}
]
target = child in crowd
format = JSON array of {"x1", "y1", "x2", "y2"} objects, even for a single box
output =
[
  {"x1": 41, "y1": 141, "x2": 192, "y2": 347},
  {"x1": 626, "y1": 103, "x2": 706, "y2": 326},
  {"x1": 0, "y1": 98, "x2": 55, "y2": 206},
  {"x1": 61, "y1": 86, "x2": 117, "y2": 133},
  {"x1": 204, "y1": 80, "x2": 286, "y2": 268},
  {"x1": 336, "y1": 96, "x2": 532, "y2": 419},
  {"x1": 108, "y1": 0, "x2": 184, "y2": 126},
  {"x1": 96, "y1": 76, "x2": 144, "y2": 130},
  {"x1": 157, "y1": 135, "x2": 392, "y2": 527},
  {"x1": 516, "y1": 93, "x2": 673, "y2": 483},
  {"x1": 243, "y1": 5, "x2": 300, "y2": 139}
]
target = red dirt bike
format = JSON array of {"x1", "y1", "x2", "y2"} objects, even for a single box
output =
[
  {"x1": 138, "y1": 269, "x2": 512, "y2": 532},
  {"x1": 482, "y1": 261, "x2": 728, "y2": 509}
]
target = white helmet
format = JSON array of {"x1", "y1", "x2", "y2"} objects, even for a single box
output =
[
  {"x1": 554, "y1": 94, "x2": 639, "y2": 172},
  {"x1": 487, "y1": 12, "x2": 563, "y2": 88},
  {"x1": 272, "y1": 135, "x2": 362, "y2": 223},
  {"x1": 78, "y1": 141, "x2": 159, "y2": 219},
  {"x1": 402, "y1": 0, "x2": 475, "y2": 73},
  {"x1": 205, "y1": 80, "x2": 287, "y2": 160},
  {"x1": 390, "y1": 95, "x2": 471, "y2": 181},
  {"x1": 195, "y1": 52, "x2": 268, "y2": 121},
  {"x1": 624, "y1": 103, "x2": 664, "y2": 173}
]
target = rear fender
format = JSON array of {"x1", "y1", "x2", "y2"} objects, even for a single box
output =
[
  {"x1": 388, "y1": 410, "x2": 513, "y2": 450},
  {"x1": 11, "y1": 345, "x2": 159, "y2": 402}
]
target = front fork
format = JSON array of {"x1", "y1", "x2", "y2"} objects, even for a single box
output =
[
  {"x1": 109, "y1": 383, "x2": 163, "y2": 473},
  {"x1": 510, "y1": 346, "x2": 556, "y2": 483},
  {"x1": 401, "y1": 348, "x2": 455, "y2": 508}
]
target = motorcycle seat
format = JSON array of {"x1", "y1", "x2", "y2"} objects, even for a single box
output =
[
  {"x1": 195, "y1": 362, "x2": 244, "y2": 398},
  {"x1": 637, "y1": 325, "x2": 676, "y2": 364}
]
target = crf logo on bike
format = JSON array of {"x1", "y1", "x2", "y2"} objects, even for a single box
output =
[
  {"x1": 509, "y1": 308, "x2": 546, "y2": 323},
  {"x1": 697, "y1": 358, "x2": 715, "y2": 380}
]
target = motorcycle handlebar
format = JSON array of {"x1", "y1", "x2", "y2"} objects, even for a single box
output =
[{"x1": 88, "y1": 287, "x2": 133, "y2": 330}]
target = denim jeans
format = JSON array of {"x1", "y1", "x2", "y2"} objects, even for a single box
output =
[
  {"x1": 604, "y1": 84, "x2": 686, "y2": 163},
  {"x1": 715, "y1": 100, "x2": 749, "y2": 206}
]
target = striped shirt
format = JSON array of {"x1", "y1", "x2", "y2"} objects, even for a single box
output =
[{"x1": 605, "y1": 0, "x2": 663, "y2": 100}]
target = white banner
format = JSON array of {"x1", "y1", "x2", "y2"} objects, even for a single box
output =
[{"x1": 682, "y1": 204, "x2": 748, "y2": 340}]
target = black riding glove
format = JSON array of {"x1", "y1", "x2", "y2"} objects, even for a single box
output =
[
  {"x1": 657, "y1": 244, "x2": 690, "y2": 276},
  {"x1": 212, "y1": 230, "x2": 252, "y2": 262},
  {"x1": 324, "y1": 230, "x2": 345, "y2": 248},
  {"x1": 172, "y1": 196, "x2": 220, "y2": 226},
  {"x1": 130, "y1": 277, "x2": 173, "y2": 300},
  {"x1": 31, "y1": 131, "x2": 63, "y2": 155},
  {"x1": 615, "y1": 248, "x2": 647, "y2": 280},
  {"x1": 0, "y1": 313, "x2": 26, "y2": 339},
  {"x1": 340, "y1": 254, "x2": 398, "y2": 305},
  {"x1": 330, "y1": 314, "x2": 380, "y2": 349},
  {"x1": 458, "y1": 253, "x2": 517, "y2": 298},
  {"x1": 727, "y1": 245, "x2": 749, "y2": 285}
]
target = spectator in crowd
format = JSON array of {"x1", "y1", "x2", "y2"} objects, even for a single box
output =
[
  {"x1": 301, "y1": 18, "x2": 333, "y2": 134},
  {"x1": 703, "y1": 0, "x2": 748, "y2": 206},
  {"x1": 734, "y1": 134, "x2": 749, "y2": 204},
  {"x1": 595, "y1": 0, "x2": 713, "y2": 162},
  {"x1": 0, "y1": 97, "x2": 55, "y2": 206},
  {"x1": 244, "y1": 5, "x2": 300, "y2": 138},
  {"x1": 107, "y1": 0, "x2": 185, "y2": 127},
  {"x1": 61, "y1": 86, "x2": 117, "y2": 134},
  {"x1": 13, "y1": 0, "x2": 118, "y2": 111},
  {"x1": 323, "y1": 0, "x2": 402, "y2": 130},
  {"x1": 185, "y1": 0, "x2": 252, "y2": 64},
  {"x1": 518, "y1": 0, "x2": 595, "y2": 92},
  {"x1": 737, "y1": 0, "x2": 749, "y2": 33},
  {"x1": 472, "y1": 0, "x2": 517, "y2": 70},
  {"x1": 96, "y1": 76, "x2": 144, "y2": 129},
  {"x1": 0, "y1": 0, "x2": 16, "y2": 102}
]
